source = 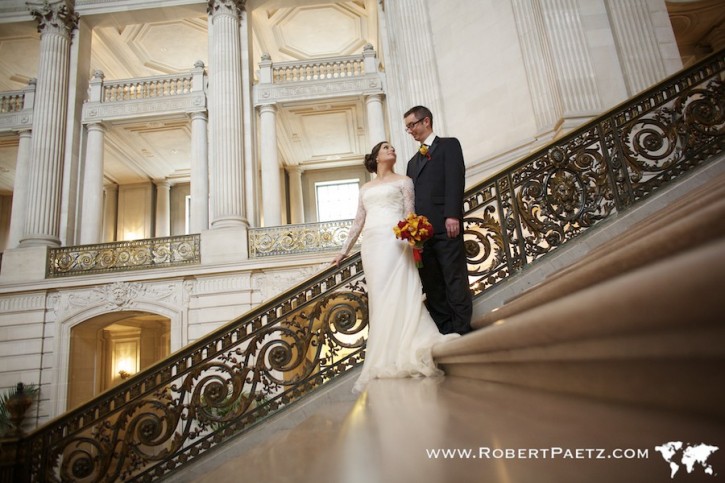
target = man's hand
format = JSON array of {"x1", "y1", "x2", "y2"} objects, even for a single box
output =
[{"x1": 445, "y1": 217, "x2": 460, "y2": 238}]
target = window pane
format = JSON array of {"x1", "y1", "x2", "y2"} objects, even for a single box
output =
[{"x1": 316, "y1": 179, "x2": 359, "y2": 222}]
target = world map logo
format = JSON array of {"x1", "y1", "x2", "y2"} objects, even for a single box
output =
[{"x1": 655, "y1": 441, "x2": 719, "y2": 479}]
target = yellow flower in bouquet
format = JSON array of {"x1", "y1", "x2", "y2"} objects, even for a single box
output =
[{"x1": 393, "y1": 213, "x2": 434, "y2": 267}]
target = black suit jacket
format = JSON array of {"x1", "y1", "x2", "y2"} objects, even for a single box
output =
[{"x1": 406, "y1": 136, "x2": 466, "y2": 235}]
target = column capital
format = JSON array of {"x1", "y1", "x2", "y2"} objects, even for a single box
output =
[
  {"x1": 259, "y1": 103, "x2": 278, "y2": 114},
  {"x1": 27, "y1": 0, "x2": 78, "y2": 36},
  {"x1": 190, "y1": 111, "x2": 208, "y2": 121},
  {"x1": 207, "y1": 0, "x2": 245, "y2": 19},
  {"x1": 87, "y1": 122, "x2": 105, "y2": 132}
]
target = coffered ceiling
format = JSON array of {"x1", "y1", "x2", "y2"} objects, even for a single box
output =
[{"x1": 0, "y1": 0, "x2": 378, "y2": 194}]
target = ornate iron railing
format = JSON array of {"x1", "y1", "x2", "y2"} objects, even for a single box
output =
[
  {"x1": 47, "y1": 235, "x2": 201, "y2": 277},
  {"x1": 8, "y1": 50, "x2": 723, "y2": 483},
  {"x1": 462, "y1": 50, "x2": 724, "y2": 296},
  {"x1": 248, "y1": 219, "x2": 354, "y2": 258},
  {"x1": 20, "y1": 255, "x2": 367, "y2": 482}
]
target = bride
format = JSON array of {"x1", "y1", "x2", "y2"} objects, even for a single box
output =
[{"x1": 333, "y1": 141, "x2": 459, "y2": 393}]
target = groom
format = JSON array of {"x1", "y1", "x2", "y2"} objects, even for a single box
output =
[{"x1": 404, "y1": 105, "x2": 472, "y2": 335}]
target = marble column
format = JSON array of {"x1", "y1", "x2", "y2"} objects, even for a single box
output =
[
  {"x1": 20, "y1": 0, "x2": 78, "y2": 247},
  {"x1": 511, "y1": 0, "x2": 563, "y2": 133},
  {"x1": 190, "y1": 111, "x2": 209, "y2": 233},
  {"x1": 80, "y1": 122, "x2": 105, "y2": 244},
  {"x1": 155, "y1": 181, "x2": 171, "y2": 237},
  {"x1": 380, "y1": 0, "x2": 445, "y2": 168},
  {"x1": 287, "y1": 166, "x2": 304, "y2": 225},
  {"x1": 207, "y1": 0, "x2": 247, "y2": 228},
  {"x1": 365, "y1": 94, "x2": 386, "y2": 147},
  {"x1": 259, "y1": 104, "x2": 281, "y2": 226},
  {"x1": 102, "y1": 184, "x2": 118, "y2": 242},
  {"x1": 540, "y1": 0, "x2": 602, "y2": 116},
  {"x1": 606, "y1": 0, "x2": 667, "y2": 95},
  {"x1": 7, "y1": 130, "x2": 32, "y2": 249}
]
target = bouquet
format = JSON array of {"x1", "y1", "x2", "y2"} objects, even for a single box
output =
[{"x1": 393, "y1": 213, "x2": 434, "y2": 268}]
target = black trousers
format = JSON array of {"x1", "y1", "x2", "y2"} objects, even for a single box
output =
[{"x1": 418, "y1": 232, "x2": 472, "y2": 335}]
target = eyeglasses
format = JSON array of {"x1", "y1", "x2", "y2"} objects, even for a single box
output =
[{"x1": 405, "y1": 118, "x2": 425, "y2": 130}]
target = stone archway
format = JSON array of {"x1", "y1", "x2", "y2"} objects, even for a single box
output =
[{"x1": 67, "y1": 311, "x2": 170, "y2": 410}]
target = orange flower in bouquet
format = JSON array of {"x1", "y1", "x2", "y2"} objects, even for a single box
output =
[{"x1": 393, "y1": 213, "x2": 434, "y2": 268}]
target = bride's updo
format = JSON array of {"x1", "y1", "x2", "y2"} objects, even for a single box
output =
[{"x1": 364, "y1": 141, "x2": 387, "y2": 174}]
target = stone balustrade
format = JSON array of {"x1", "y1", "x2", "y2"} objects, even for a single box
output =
[
  {"x1": 271, "y1": 56, "x2": 366, "y2": 83},
  {"x1": 0, "y1": 81, "x2": 35, "y2": 132},
  {"x1": 101, "y1": 73, "x2": 194, "y2": 102},
  {"x1": 83, "y1": 63, "x2": 207, "y2": 122},
  {"x1": 254, "y1": 44, "x2": 383, "y2": 104},
  {"x1": 0, "y1": 91, "x2": 24, "y2": 113}
]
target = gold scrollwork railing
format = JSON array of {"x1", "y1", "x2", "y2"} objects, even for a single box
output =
[
  {"x1": 47, "y1": 234, "x2": 201, "y2": 277},
  {"x1": 462, "y1": 50, "x2": 724, "y2": 296},
  {"x1": 20, "y1": 255, "x2": 367, "y2": 482},
  {"x1": 248, "y1": 220, "x2": 354, "y2": 258}
]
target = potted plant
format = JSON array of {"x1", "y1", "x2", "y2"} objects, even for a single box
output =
[{"x1": 0, "y1": 383, "x2": 39, "y2": 437}]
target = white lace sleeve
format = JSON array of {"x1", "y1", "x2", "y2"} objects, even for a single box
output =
[
  {"x1": 340, "y1": 187, "x2": 366, "y2": 256},
  {"x1": 401, "y1": 177, "x2": 415, "y2": 216}
]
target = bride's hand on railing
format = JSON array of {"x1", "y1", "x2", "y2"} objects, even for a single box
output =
[{"x1": 332, "y1": 253, "x2": 345, "y2": 266}]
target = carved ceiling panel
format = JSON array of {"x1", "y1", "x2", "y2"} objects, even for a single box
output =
[
  {"x1": 277, "y1": 99, "x2": 367, "y2": 170},
  {"x1": 103, "y1": 118, "x2": 192, "y2": 185}
]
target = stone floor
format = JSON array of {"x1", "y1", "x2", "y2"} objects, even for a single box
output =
[{"x1": 180, "y1": 376, "x2": 724, "y2": 483}]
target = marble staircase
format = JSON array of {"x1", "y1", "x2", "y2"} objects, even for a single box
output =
[{"x1": 162, "y1": 154, "x2": 725, "y2": 483}]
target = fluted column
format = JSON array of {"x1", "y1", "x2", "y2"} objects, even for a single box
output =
[
  {"x1": 190, "y1": 111, "x2": 209, "y2": 233},
  {"x1": 207, "y1": 0, "x2": 247, "y2": 228},
  {"x1": 259, "y1": 104, "x2": 282, "y2": 226},
  {"x1": 155, "y1": 181, "x2": 171, "y2": 237},
  {"x1": 287, "y1": 166, "x2": 304, "y2": 225},
  {"x1": 8, "y1": 130, "x2": 33, "y2": 249},
  {"x1": 540, "y1": 0, "x2": 602, "y2": 116},
  {"x1": 606, "y1": 0, "x2": 667, "y2": 95},
  {"x1": 380, "y1": 0, "x2": 445, "y2": 168},
  {"x1": 20, "y1": 0, "x2": 78, "y2": 247},
  {"x1": 365, "y1": 93, "x2": 386, "y2": 146},
  {"x1": 80, "y1": 122, "x2": 105, "y2": 244},
  {"x1": 102, "y1": 184, "x2": 118, "y2": 242},
  {"x1": 512, "y1": 0, "x2": 563, "y2": 132}
]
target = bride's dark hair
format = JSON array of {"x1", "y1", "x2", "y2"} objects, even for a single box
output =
[{"x1": 364, "y1": 141, "x2": 387, "y2": 173}]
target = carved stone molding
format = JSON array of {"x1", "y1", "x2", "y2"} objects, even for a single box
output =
[
  {"x1": 27, "y1": 0, "x2": 78, "y2": 36},
  {"x1": 82, "y1": 94, "x2": 207, "y2": 123},
  {"x1": 254, "y1": 75, "x2": 384, "y2": 104},
  {"x1": 207, "y1": 0, "x2": 245, "y2": 17},
  {"x1": 64, "y1": 281, "x2": 178, "y2": 314},
  {"x1": 188, "y1": 274, "x2": 251, "y2": 296},
  {"x1": 251, "y1": 264, "x2": 326, "y2": 300},
  {"x1": 0, "y1": 293, "x2": 45, "y2": 312}
]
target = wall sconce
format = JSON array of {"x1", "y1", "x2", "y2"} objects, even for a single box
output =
[{"x1": 116, "y1": 356, "x2": 136, "y2": 381}]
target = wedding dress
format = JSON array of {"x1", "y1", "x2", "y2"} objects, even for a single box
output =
[{"x1": 341, "y1": 177, "x2": 459, "y2": 393}]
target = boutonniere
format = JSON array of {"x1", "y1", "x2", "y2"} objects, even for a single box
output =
[{"x1": 419, "y1": 144, "x2": 431, "y2": 160}]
